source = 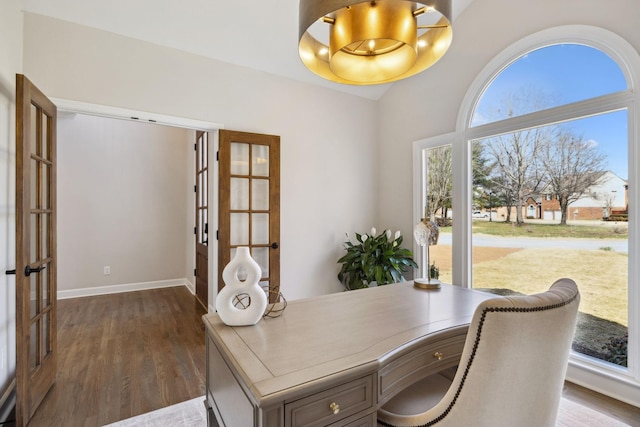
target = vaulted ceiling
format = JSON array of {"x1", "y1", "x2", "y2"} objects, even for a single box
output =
[{"x1": 21, "y1": 0, "x2": 473, "y2": 99}]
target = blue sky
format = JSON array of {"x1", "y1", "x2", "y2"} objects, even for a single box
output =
[{"x1": 474, "y1": 44, "x2": 629, "y2": 179}]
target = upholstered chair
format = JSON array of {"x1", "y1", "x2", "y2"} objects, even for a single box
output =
[{"x1": 378, "y1": 278, "x2": 580, "y2": 427}]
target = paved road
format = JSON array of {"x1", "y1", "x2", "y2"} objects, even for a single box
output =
[{"x1": 437, "y1": 233, "x2": 628, "y2": 253}]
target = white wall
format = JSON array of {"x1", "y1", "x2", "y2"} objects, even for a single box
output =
[
  {"x1": 56, "y1": 114, "x2": 194, "y2": 293},
  {"x1": 0, "y1": 0, "x2": 22, "y2": 418},
  {"x1": 22, "y1": 14, "x2": 379, "y2": 301},
  {"x1": 377, "y1": 0, "x2": 640, "y2": 240}
]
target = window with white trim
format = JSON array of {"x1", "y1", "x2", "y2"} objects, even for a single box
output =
[{"x1": 415, "y1": 26, "x2": 639, "y2": 400}]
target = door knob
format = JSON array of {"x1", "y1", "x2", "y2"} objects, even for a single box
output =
[
  {"x1": 271, "y1": 242, "x2": 279, "y2": 249},
  {"x1": 25, "y1": 265, "x2": 46, "y2": 277}
]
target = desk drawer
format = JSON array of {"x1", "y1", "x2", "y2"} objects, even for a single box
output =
[
  {"x1": 285, "y1": 375, "x2": 373, "y2": 427},
  {"x1": 378, "y1": 333, "x2": 465, "y2": 404}
]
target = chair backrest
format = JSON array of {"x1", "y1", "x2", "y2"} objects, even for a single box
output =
[{"x1": 429, "y1": 278, "x2": 580, "y2": 427}]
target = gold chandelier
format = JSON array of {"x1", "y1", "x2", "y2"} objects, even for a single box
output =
[{"x1": 298, "y1": 0, "x2": 452, "y2": 85}]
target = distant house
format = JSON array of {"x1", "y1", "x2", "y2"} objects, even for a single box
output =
[
  {"x1": 538, "y1": 171, "x2": 628, "y2": 221},
  {"x1": 490, "y1": 171, "x2": 628, "y2": 221}
]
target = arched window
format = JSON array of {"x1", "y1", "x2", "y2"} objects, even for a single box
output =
[
  {"x1": 471, "y1": 44, "x2": 627, "y2": 126},
  {"x1": 416, "y1": 25, "x2": 640, "y2": 401}
]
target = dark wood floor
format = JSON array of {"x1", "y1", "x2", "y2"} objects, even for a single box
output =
[
  {"x1": 27, "y1": 286, "x2": 207, "y2": 427},
  {"x1": 8, "y1": 286, "x2": 638, "y2": 426}
]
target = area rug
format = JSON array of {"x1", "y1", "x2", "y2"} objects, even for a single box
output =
[{"x1": 104, "y1": 396, "x2": 632, "y2": 427}]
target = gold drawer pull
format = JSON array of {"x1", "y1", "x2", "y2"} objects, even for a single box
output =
[
  {"x1": 329, "y1": 402, "x2": 340, "y2": 414},
  {"x1": 434, "y1": 351, "x2": 444, "y2": 360}
]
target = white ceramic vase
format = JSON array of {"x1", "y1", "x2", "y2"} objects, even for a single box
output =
[{"x1": 216, "y1": 247, "x2": 267, "y2": 326}]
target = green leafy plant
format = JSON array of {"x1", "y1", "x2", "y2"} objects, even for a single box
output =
[
  {"x1": 429, "y1": 262, "x2": 439, "y2": 280},
  {"x1": 338, "y1": 228, "x2": 418, "y2": 290},
  {"x1": 602, "y1": 333, "x2": 628, "y2": 367}
]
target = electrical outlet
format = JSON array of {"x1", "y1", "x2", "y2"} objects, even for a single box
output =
[{"x1": 104, "y1": 266, "x2": 111, "y2": 275}]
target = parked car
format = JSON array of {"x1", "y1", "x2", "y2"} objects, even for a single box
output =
[{"x1": 472, "y1": 210, "x2": 489, "y2": 218}]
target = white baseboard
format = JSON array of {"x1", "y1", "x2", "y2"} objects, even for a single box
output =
[
  {"x1": 58, "y1": 278, "x2": 195, "y2": 300},
  {"x1": 0, "y1": 378, "x2": 15, "y2": 424}
]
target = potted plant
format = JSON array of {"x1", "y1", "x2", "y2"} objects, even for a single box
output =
[
  {"x1": 429, "y1": 261, "x2": 439, "y2": 281},
  {"x1": 338, "y1": 227, "x2": 418, "y2": 290}
]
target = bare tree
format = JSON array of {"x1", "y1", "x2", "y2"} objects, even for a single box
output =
[
  {"x1": 603, "y1": 191, "x2": 616, "y2": 219},
  {"x1": 484, "y1": 126, "x2": 548, "y2": 224},
  {"x1": 426, "y1": 145, "x2": 452, "y2": 220},
  {"x1": 541, "y1": 130, "x2": 607, "y2": 225},
  {"x1": 475, "y1": 89, "x2": 554, "y2": 224}
]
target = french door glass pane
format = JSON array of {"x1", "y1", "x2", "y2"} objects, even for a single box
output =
[
  {"x1": 30, "y1": 104, "x2": 38, "y2": 155},
  {"x1": 43, "y1": 311, "x2": 50, "y2": 356},
  {"x1": 42, "y1": 114, "x2": 49, "y2": 160},
  {"x1": 198, "y1": 209, "x2": 205, "y2": 244},
  {"x1": 252, "y1": 179, "x2": 269, "y2": 210},
  {"x1": 230, "y1": 213, "x2": 249, "y2": 246},
  {"x1": 42, "y1": 164, "x2": 49, "y2": 209},
  {"x1": 198, "y1": 172, "x2": 203, "y2": 207},
  {"x1": 30, "y1": 159, "x2": 37, "y2": 209},
  {"x1": 42, "y1": 213, "x2": 48, "y2": 258},
  {"x1": 252, "y1": 214, "x2": 269, "y2": 245},
  {"x1": 30, "y1": 321, "x2": 38, "y2": 371},
  {"x1": 29, "y1": 275, "x2": 37, "y2": 318},
  {"x1": 422, "y1": 145, "x2": 453, "y2": 283},
  {"x1": 252, "y1": 247, "x2": 269, "y2": 278},
  {"x1": 230, "y1": 178, "x2": 249, "y2": 211},
  {"x1": 42, "y1": 268, "x2": 49, "y2": 308},
  {"x1": 471, "y1": 110, "x2": 628, "y2": 368},
  {"x1": 203, "y1": 169, "x2": 208, "y2": 206},
  {"x1": 30, "y1": 214, "x2": 37, "y2": 264},
  {"x1": 231, "y1": 142, "x2": 249, "y2": 175},
  {"x1": 252, "y1": 145, "x2": 269, "y2": 177}
]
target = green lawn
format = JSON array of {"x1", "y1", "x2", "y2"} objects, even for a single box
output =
[
  {"x1": 469, "y1": 220, "x2": 628, "y2": 239},
  {"x1": 431, "y1": 220, "x2": 629, "y2": 327}
]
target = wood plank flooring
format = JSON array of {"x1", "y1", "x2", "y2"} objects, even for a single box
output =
[
  {"x1": 27, "y1": 286, "x2": 206, "y2": 427},
  {"x1": 7, "y1": 285, "x2": 638, "y2": 426},
  {"x1": 562, "y1": 381, "x2": 640, "y2": 426}
]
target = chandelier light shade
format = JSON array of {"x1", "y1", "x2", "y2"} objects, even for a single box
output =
[{"x1": 298, "y1": 0, "x2": 452, "y2": 85}]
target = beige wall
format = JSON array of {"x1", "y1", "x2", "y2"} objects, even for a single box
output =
[
  {"x1": 56, "y1": 114, "x2": 193, "y2": 292},
  {"x1": 377, "y1": 0, "x2": 640, "y2": 239},
  {"x1": 22, "y1": 13, "x2": 379, "y2": 301},
  {"x1": 0, "y1": 0, "x2": 22, "y2": 417}
]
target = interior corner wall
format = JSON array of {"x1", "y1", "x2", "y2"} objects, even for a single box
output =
[
  {"x1": 376, "y1": 0, "x2": 640, "y2": 242},
  {"x1": 0, "y1": 0, "x2": 22, "y2": 417},
  {"x1": 56, "y1": 114, "x2": 193, "y2": 292},
  {"x1": 22, "y1": 13, "x2": 379, "y2": 301}
]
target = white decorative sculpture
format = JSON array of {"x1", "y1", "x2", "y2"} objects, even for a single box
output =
[
  {"x1": 216, "y1": 247, "x2": 268, "y2": 326},
  {"x1": 413, "y1": 215, "x2": 441, "y2": 289}
]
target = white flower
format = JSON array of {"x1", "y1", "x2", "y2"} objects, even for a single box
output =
[
  {"x1": 362, "y1": 234, "x2": 368, "y2": 242},
  {"x1": 395, "y1": 230, "x2": 401, "y2": 240},
  {"x1": 371, "y1": 227, "x2": 377, "y2": 236},
  {"x1": 385, "y1": 230, "x2": 392, "y2": 241}
]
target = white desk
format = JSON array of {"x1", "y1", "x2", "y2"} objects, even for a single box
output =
[{"x1": 203, "y1": 283, "x2": 495, "y2": 427}]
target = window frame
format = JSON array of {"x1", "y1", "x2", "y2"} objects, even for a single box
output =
[{"x1": 414, "y1": 25, "x2": 640, "y2": 405}]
